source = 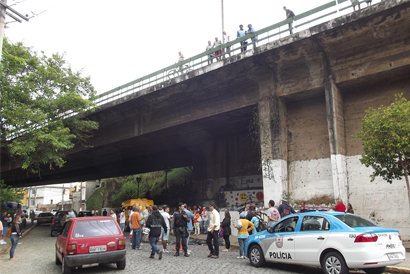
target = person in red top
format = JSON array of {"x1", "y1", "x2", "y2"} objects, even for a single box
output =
[{"x1": 333, "y1": 199, "x2": 346, "y2": 212}]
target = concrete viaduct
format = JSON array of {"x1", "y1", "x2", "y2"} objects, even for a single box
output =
[{"x1": 2, "y1": 0, "x2": 410, "y2": 236}]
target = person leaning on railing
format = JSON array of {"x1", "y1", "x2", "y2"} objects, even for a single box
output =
[
  {"x1": 247, "y1": 24, "x2": 257, "y2": 49},
  {"x1": 237, "y1": 24, "x2": 246, "y2": 52},
  {"x1": 283, "y1": 6, "x2": 295, "y2": 34}
]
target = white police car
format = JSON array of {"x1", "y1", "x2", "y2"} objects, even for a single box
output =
[{"x1": 245, "y1": 212, "x2": 406, "y2": 274}]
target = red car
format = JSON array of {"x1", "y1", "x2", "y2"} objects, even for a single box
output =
[{"x1": 55, "y1": 216, "x2": 126, "y2": 274}]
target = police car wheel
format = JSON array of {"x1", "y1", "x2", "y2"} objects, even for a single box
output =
[
  {"x1": 322, "y1": 252, "x2": 348, "y2": 274},
  {"x1": 364, "y1": 267, "x2": 386, "y2": 274},
  {"x1": 249, "y1": 245, "x2": 265, "y2": 267}
]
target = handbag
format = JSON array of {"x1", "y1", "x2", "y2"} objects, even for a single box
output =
[
  {"x1": 219, "y1": 228, "x2": 224, "y2": 238},
  {"x1": 6, "y1": 226, "x2": 12, "y2": 237}
]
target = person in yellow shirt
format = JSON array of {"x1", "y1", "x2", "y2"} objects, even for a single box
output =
[{"x1": 236, "y1": 212, "x2": 254, "y2": 259}]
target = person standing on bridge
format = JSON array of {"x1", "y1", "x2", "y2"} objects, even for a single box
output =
[
  {"x1": 213, "y1": 37, "x2": 223, "y2": 61},
  {"x1": 247, "y1": 24, "x2": 257, "y2": 48},
  {"x1": 206, "y1": 40, "x2": 214, "y2": 65},
  {"x1": 351, "y1": 0, "x2": 361, "y2": 11},
  {"x1": 223, "y1": 31, "x2": 231, "y2": 57},
  {"x1": 283, "y1": 6, "x2": 295, "y2": 34},
  {"x1": 237, "y1": 24, "x2": 246, "y2": 52},
  {"x1": 178, "y1": 51, "x2": 185, "y2": 73}
]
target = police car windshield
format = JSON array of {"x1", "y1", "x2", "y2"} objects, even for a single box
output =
[{"x1": 334, "y1": 214, "x2": 377, "y2": 228}]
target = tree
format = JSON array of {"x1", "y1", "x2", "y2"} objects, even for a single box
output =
[
  {"x1": 355, "y1": 94, "x2": 410, "y2": 208},
  {"x1": 0, "y1": 181, "x2": 23, "y2": 204},
  {"x1": 0, "y1": 38, "x2": 99, "y2": 176}
]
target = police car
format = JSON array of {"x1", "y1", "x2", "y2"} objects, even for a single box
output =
[{"x1": 245, "y1": 212, "x2": 406, "y2": 274}]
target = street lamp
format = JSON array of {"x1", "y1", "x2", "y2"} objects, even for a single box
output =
[{"x1": 136, "y1": 177, "x2": 142, "y2": 198}]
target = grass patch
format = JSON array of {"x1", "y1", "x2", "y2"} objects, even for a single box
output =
[{"x1": 294, "y1": 194, "x2": 334, "y2": 205}]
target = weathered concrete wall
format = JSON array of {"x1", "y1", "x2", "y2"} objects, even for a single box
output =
[{"x1": 346, "y1": 155, "x2": 410, "y2": 238}]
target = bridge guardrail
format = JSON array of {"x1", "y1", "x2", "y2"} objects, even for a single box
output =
[{"x1": 94, "y1": 0, "x2": 378, "y2": 107}]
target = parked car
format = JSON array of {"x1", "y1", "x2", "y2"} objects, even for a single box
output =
[
  {"x1": 77, "y1": 211, "x2": 93, "y2": 217},
  {"x1": 55, "y1": 216, "x2": 126, "y2": 274},
  {"x1": 245, "y1": 212, "x2": 406, "y2": 274},
  {"x1": 51, "y1": 210, "x2": 77, "y2": 237},
  {"x1": 36, "y1": 212, "x2": 54, "y2": 225},
  {"x1": 51, "y1": 209, "x2": 59, "y2": 215}
]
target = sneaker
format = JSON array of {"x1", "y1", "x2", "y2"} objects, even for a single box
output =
[
  {"x1": 207, "y1": 253, "x2": 213, "y2": 257},
  {"x1": 136, "y1": 247, "x2": 142, "y2": 250},
  {"x1": 211, "y1": 255, "x2": 219, "y2": 259},
  {"x1": 149, "y1": 255, "x2": 155, "y2": 259},
  {"x1": 174, "y1": 252, "x2": 180, "y2": 257},
  {"x1": 222, "y1": 249, "x2": 229, "y2": 252},
  {"x1": 184, "y1": 253, "x2": 189, "y2": 257},
  {"x1": 163, "y1": 249, "x2": 170, "y2": 253},
  {"x1": 158, "y1": 251, "x2": 163, "y2": 260},
  {"x1": 237, "y1": 256, "x2": 244, "y2": 259}
]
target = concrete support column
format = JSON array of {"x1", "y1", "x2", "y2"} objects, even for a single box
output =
[
  {"x1": 258, "y1": 94, "x2": 288, "y2": 207},
  {"x1": 325, "y1": 76, "x2": 348, "y2": 203}
]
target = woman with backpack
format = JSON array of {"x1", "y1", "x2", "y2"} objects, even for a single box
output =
[
  {"x1": 221, "y1": 210, "x2": 231, "y2": 252},
  {"x1": 235, "y1": 212, "x2": 254, "y2": 259}
]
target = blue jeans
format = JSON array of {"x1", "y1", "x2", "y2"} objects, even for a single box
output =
[
  {"x1": 202, "y1": 220, "x2": 208, "y2": 234},
  {"x1": 120, "y1": 223, "x2": 125, "y2": 231},
  {"x1": 132, "y1": 228, "x2": 141, "y2": 249},
  {"x1": 186, "y1": 230, "x2": 190, "y2": 246},
  {"x1": 238, "y1": 237, "x2": 247, "y2": 257},
  {"x1": 10, "y1": 235, "x2": 19, "y2": 258},
  {"x1": 149, "y1": 236, "x2": 159, "y2": 256}
]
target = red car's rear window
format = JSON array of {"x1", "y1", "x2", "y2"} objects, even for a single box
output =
[{"x1": 73, "y1": 219, "x2": 120, "y2": 238}]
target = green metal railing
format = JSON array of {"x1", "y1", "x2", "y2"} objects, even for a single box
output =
[{"x1": 94, "y1": 0, "x2": 380, "y2": 106}]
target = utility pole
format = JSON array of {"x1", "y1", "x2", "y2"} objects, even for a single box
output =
[
  {"x1": 61, "y1": 184, "x2": 64, "y2": 210},
  {"x1": 0, "y1": 0, "x2": 29, "y2": 60},
  {"x1": 221, "y1": 0, "x2": 225, "y2": 44}
]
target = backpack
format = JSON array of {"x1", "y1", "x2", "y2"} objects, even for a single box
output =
[
  {"x1": 236, "y1": 219, "x2": 243, "y2": 230},
  {"x1": 256, "y1": 216, "x2": 268, "y2": 232},
  {"x1": 289, "y1": 10, "x2": 295, "y2": 17}
]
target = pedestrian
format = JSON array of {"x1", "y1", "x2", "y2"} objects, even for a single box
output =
[
  {"x1": 246, "y1": 206, "x2": 255, "y2": 221},
  {"x1": 206, "y1": 202, "x2": 220, "y2": 259},
  {"x1": 221, "y1": 210, "x2": 231, "y2": 252},
  {"x1": 300, "y1": 201, "x2": 307, "y2": 212},
  {"x1": 206, "y1": 40, "x2": 214, "y2": 65},
  {"x1": 223, "y1": 30, "x2": 231, "y2": 57},
  {"x1": 110, "y1": 209, "x2": 117, "y2": 223},
  {"x1": 247, "y1": 24, "x2": 257, "y2": 48},
  {"x1": 178, "y1": 51, "x2": 185, "y2": 73},
  {"x1": 278, "y1": 198, "x2": 296, "y2": 217},
  {"x1": 201, "y1": 208, "x2": 209, "y2": 234},
  {"x1": 236, "y1": 212, "x2": 254, "y2": 259},
  {"x1": 183, "y1": 203, "x2": 195, "y2": 253},
  {"x1": 21, "y1": 210, "x2": 27, "y2": 229},
  {"x1": 250, "y1": 209, "x2": 260, "y2": 235},
  {"x1": 119, "y1": 208, "x2": 126, "y2": 231},
  {"x1": 237, "y1": 24, "x2": 247, "y2": 52},
  {"x1": 1, "y1": 211, "x2": 9, "y2": 245},
  {"x1": 130, "y1": 206, "x2": 142, "y2": 250},
  {"x1": 332, "y1": 199, "x2": 346, "y2": 212},
  {"x1": 30, "y1": 210, "x2": 35, "y2": 225},
  {"x1": 266, "y1": 200, "x2": 281, "y2": 227},
  {"x1": 161, "y1": 205, "x2": 171, "y2": 253},
  {"x1": 347, "y1": 203, "x2": 354, "y2": 214},
  {"x1": 170, "y1": 202, "x2": 189, "y2": 257},
  {"x1": 351, "y1": 0, "x2": 360, "y2": 11},
  {"x1": 103, "y1": 209, "x2": 108, "y2": 216},
  {"x1": 91, "y1": 209, "x2": 94, "y2": 215},
  {"x1": 9, "y1": 215, "x2": 22, "y2": 260},
  {"x1": 213, "y1": 37, "x2": 223, "y2": 61},
  {"x1": 283, "y1": 6, "x2": 295, "y2": 34},
  {"x1": 366, "y1": 0, "x2": 372, "y2": 7},
  {"x1": 193, "y1": 210, "x2": 200, "y2": 235},
  {"x1": 146, "y1": 205, "x2": 167, "y2": 260},
  {"x1": 142, "y1": 205, "x2": 151, "y2": 242},
  {"x1": 95, "y1": 209, "x2": 99, "y2": 216}
]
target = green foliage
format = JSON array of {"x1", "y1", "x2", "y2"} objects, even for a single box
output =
[
  {"x1": 355, "y1": 94, "x2": 410, "y2": 207},
  {"x1": 0, "y1": 181, "x2": 23, "y2": 204},
  {"x1": 85, "y1": 184, "x2": 104, "y2": 213},
  {"x1": 0, "y1": 38, "x2": 99, "y2": 175}
]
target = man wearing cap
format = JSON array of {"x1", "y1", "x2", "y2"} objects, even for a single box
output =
[
  {"x1": 206, "y1": 203, "x2": 220, "y2": 259},
  {"x1": 278, "y1": 198, "x2": 295, "y2": 217},
  {"x1": 237, "y1": 24, "x2": 246, "y2": 52}
]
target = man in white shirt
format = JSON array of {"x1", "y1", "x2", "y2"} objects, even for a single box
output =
[
  {"x1": 161, "y1": 206, "x2": 171, "y2": 253},
  {"x1": 223, "y1": 30, "x2": 231, "y2": 57},
  {"x1": 206, "y1": 203, "x2": 220, "y2": 259},
  {"x1": 119, "y1": 208, "x2": 126, "y2": 231},
  {"x1": 206, "y1": 40, "x2": 214, "y2": 65}
]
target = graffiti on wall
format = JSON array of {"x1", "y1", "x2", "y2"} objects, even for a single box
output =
[{"x1": 223, "y1": 189, "x2": 264, "y2": 207}]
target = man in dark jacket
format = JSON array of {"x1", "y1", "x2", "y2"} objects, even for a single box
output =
[
  {"x1": 278, "y1": 198, "x2": 296, "y2": 217},
  {"x1": 170, "y1": 202, "x2": 189, "y2": 257},
  {"x1": 146, "y1": 205, "x2": 167, "y2": 260}
]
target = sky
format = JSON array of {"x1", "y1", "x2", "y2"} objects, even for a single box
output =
[{"x1": 4, "y1": 0, "x2": 382, "y2": 96}]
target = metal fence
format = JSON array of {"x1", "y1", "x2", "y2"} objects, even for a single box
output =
[{"x1": 94, "y1": 0, "x2": 380, "y2": 106}]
